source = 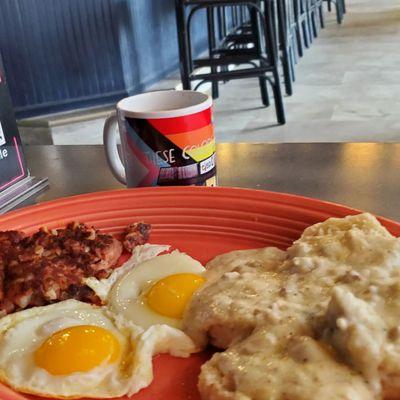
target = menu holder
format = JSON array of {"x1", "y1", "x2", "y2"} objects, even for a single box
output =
[{"x1": 0, "y1": 54, "x2": 48, "y2": 214}]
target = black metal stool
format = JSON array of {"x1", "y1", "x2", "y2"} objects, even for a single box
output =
[
  {"x1": 219, "y1": 0, "x2": 295, "y2": 97},
  {"x1": 175, "y1": 0, "x2": 286, "y2": 124},
  {"x1": 208, "y1": 5, "x2": 252, "y2": 98}
]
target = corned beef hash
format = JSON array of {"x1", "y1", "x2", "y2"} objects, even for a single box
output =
[{"x1": 0, "y1": 221, "x2": 151, "y2": 315}]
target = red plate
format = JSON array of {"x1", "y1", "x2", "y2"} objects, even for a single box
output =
[{"x1": 0, "y1": 186, "x2": 399, "y2": 400}]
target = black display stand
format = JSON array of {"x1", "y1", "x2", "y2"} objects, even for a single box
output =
[{"x1": 0, "y1": 54, "x2": 48, "y2": 214}]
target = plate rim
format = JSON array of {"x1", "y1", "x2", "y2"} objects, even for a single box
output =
[{"x1": 1, "y1": 186, "x2": 398, "y2": 231}]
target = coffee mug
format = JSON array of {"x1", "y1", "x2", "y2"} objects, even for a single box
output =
[{"x1": 103, "y1": 90, "x2": 217, "y2": 187}]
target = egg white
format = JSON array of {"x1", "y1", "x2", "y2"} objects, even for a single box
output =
[
  {"x1": 107, "y1": 250, "x2": 206, "y2": 329},
  {"x1": 0, "y1": 300, "x2": 197, "y2": 399},
  {"x1": 84, "y1": 243, "x2": 170, "y2": 301}
]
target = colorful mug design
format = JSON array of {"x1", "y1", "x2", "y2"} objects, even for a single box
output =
[{"x1": 103, "y1": 90, "x2": 216, "y2": 187}]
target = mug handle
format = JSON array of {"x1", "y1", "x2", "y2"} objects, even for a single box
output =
[{"x1": 103, "y1": 111, "x2": 127, "y2": 184}]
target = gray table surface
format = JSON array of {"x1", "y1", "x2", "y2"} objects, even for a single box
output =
[{"x1": 25, "y1": 143, "x2": 400, "y2": 221}]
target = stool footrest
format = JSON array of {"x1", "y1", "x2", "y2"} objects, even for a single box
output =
[
  {"x1": 194, "y1": 54, "x2": 268, "y2": 68},
  {"x1": 191, "y1": 67, "x2": 274, "y2": 81},
  {"x1": 222, "y1": 33, "x2": 255, "y2": 44}
]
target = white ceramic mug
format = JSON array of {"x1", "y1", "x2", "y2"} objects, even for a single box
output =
[{"x1": 103, "y1": 90, "x2": 216, "y2": 187}]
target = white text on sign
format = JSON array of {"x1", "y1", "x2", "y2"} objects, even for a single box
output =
[{"x1": 0, "y1": 148, "x2": 8, "y2": 160}]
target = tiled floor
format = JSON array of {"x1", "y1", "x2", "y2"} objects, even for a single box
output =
[
  {"x1": 213, "y1": 0, "x2": 400, "y2": 142},
  {"x1": 19, "y1": 0, "x2": 400, "y2": 145}
]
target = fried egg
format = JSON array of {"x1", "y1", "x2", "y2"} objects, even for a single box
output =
[
  {"x1": 107, "y1": 250, "x2": 206, "y2": 329},
  {"x1": 87, "y1": 246, "x2": 206, "y2": 330},
  {"x1": 0, "y1": 299, "x2": 196, "y2": 398}
]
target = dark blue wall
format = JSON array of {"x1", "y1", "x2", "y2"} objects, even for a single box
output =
[{"x1": 0, "y1": 0, "x2": 208, "y2": 118}]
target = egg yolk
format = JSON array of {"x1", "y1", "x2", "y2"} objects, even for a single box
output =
[
  {"x1": 34, "y1": 325, "x2": 121, "y2": 375},
  {"x1": 147, "y1": 273, "x2": 205, "y2": 319}
]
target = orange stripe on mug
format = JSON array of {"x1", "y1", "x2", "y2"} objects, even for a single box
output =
[{"x1": 166, "y1": 125, "x2": 214, "y2": 150}]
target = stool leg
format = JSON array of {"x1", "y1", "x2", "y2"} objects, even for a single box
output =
[
  {"x1": 175, "y1": 0, "x2": 191, "y2": 90},
  {"x1": 277, "y1": 0, "x2": 293, "y2": 96},
  {"x1": 336, "y1": 0, "x2": 343, "y2": 24},
  {"x1": 221, "y1": 6, "x2": 227, "y2": 38},
  {"x1": 306, "y1": 1, "x2": 314, "y2": 43},
  {"x1": 217, "y1": 7, "x2": 224, "y2": 40},
  {"x1": 302, "y1": 18, "x2": 310, "y2": 48},
  {"x1": 296, "y1": 27, "x2": 304, "y2": 57},
  {"x1": 271, "y1": 69, "x2": 286, "y2": 124},
  {"x1": 264, "y1": 0, "x2": 286, "y2": 124},
  {"x1": 288, "y1": 0, "x2": 300, "y2": 63},
  {"x1": 240, "y1": 5, "x2": 246, "y2": 25},
  {"x1": 311, "y1": 9, "x2": 318, "y2": 38},
  {"x1": 259, "y1": 77, "x2": 270, "y2": 106},
  {"x1": 342, "y1": 0, "x2": 346, "y2": 13},
  {"x1": 327, "y1": 0, "x2": 332, "y2": 12},
  {"x1": 251, "y1": 8, "x2": 270, "y2": 106},
  {"x1": 292, "y1": 36, "x2": 299, "y2": 65},
  {"x1": 290, "y1": 45, "x2": 296, "y2": 82},
  {"x1": 293, "y1": 0, "x2": 304, "y2": 57},
  {"x1": 233, "y1": 6, "x2": 238, "y2": 27},
  {"x1": 319, "y1": 2, "x2": 325, "y2": 28},
  {"x1": 300, "y1": 0, "x2": 310, "y2": 48},
  {"x1": 207, "y1": 7, "x2": 219, "y2": 99}
]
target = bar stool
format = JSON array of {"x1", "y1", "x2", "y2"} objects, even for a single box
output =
[
  {"x1": 211, "y1": 5, "x2": 254, "y2": 97},
  {"x1": 222, "y1": 0, "x2": 295, "y2": 97},
  {"x1": 175, "y1": 0, "x2": 286, "y2": 124},
  {"x1": 207, "y1": 5, "x2": 258, "y2": 98}
]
